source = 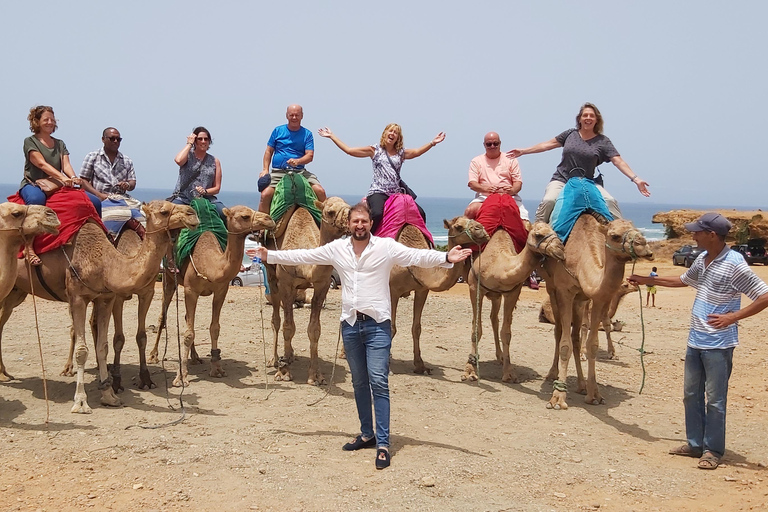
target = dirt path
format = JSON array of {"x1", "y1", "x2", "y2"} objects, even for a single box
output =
[{"x1": 1, "y1": 260, "x2": 768, "y2": 511}]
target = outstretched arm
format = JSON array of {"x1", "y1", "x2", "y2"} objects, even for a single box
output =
[
  {"x1": 627, "y1": 274, "x2": 686, "y2": 288},
  {"x1": 317, "y1": 128, "x2": 374, "y2": 158},
  {"x1": 611, "y1": 155, "x2": 650, "y2": 197},
  {"x1": 506, "y1": 138, "x2": 561, "y2": 158},
  {"x1": 403, "y1": 132, "x2": 445, "y2": 160}
]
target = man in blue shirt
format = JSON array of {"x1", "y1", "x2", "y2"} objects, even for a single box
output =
[
  {"x1": 629, "y1": 213, "x2": 768, "y2": 470},
  {"x1": 259, "y1": 104, "x2": 326, "y2": 214}
]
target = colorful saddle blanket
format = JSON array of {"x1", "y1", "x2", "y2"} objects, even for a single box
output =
[
  {"x1": 270, "y1": 172, "x2": 321, "y2": 227},
  {"x1": 8, "y1": 187, "x2": 106, "y2": 256},
  {"x1": 174, "y1": 198, "x2": 227, "y2": 266},
  {"x1": 475, "y1": 193, "x2": 528, "y2": 252},
  {"x1": 101, "y1": 194, "x2": 145, "y2": 236},
  {"x1": 374, "y1": 193, "x2": 434, "y2": 245},
  {"x1": 550, "y1": 177, "x2": 613, "y2": 243}
]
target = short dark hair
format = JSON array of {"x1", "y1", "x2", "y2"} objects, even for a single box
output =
[
  {"x1": 102, "y1": 127, "x2": 118, "y2": 137},
  {"x1": 193, "y1": 126, "x2": 213, "y2": 145},
  {"x1": 349, "y1": 201, "x2": 372, "y2": 221},
  {"x1": 652, "y1": 267, "x2": 657, "y2": 272}
]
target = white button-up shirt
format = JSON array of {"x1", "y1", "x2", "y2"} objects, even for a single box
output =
[{"x1": 266, "y1": 235, "x2": 452, "y2": 325}]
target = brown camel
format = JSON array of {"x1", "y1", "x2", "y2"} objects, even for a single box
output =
[
  {"x1": 264, "y1": 197, "x2": 349, "y2": 385},
  {"x1": 0, "y1": 203, "x2": 60, "y2": 304},
  {"x1": 150, "y1": 206, "x2": 275, "y2": 387},
  {"x1": 462, "y1": 222, "x2": 565, "y2": 382},
  {"x1": 538, "y1": 281, "x2": 638, "y2": 360},
  {"x1": 539, "y1": 215, "x2": 653, "y2": 410},
  {"x1": 0, "y1": 201, "x2": 198, "y2": 413},
  {"x1": 388, "y1": 216, "x2": 489, "y2": 374}
]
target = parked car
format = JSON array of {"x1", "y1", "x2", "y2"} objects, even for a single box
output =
[
  {"x1": 231, "y1": 253, "x2": 266, "y2": 287},
  {"x1": 731, "y1": 238, "x2": 768, "y2": 265},
  {"x1": 329, "y1": 268, "x2": 340, "y2": 289},
  {"x1": 672, "y1": 245, "x2": 703, "y2": 267}
]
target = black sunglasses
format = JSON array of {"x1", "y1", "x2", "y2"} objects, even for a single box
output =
[
  {"x1": 106, "y1": 136, "x2": 122, "y2": 142},
  {"x1": 484, "y1": 141, "x2": 500, "y2": 148}
]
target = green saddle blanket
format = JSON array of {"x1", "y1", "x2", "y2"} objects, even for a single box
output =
[
  {"x1": 270, "y1": 172, "x2": 321, "y2": 226},
  {"x1": 174, "y1": 198, "x2": 227, "y2": 266}
]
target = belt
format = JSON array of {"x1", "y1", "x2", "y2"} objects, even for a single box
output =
[{"x1": 356, "y1": 312, "x2": 373, "y2": 322}]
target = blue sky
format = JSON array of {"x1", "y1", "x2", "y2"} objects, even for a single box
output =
[{"x1": 1, "y1": 1, "x2": 765, "y2": 207}]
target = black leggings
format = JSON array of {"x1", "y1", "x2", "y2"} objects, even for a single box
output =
[{"x1": 367, "y1": 192, "x2": 426, "y2": 234}]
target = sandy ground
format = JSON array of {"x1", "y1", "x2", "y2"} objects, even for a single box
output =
[{"x1": 2, "y1": 259, "x2": 768, "y2": 511}]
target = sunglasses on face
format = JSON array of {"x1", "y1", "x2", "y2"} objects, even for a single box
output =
[
  {"x1": 106, "y1": 136, "x2": 122, "y2": 142},
  {"x1": 484, "y1": 141, "x2": 500, "y2": 148}
]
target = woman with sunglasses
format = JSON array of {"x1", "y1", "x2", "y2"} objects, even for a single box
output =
[
  {"x1": 171, "y1": 126, "x2": 226, "y2": 217},
  {"x1": 318, "y1": 124, "x2": 445, "y2": 233},
  {"x1": 19, "y1": 105, "x2": 102, "y2": 265},
  {"x1": 508, "y1": 102, "x2": 650, "y2": 224}
]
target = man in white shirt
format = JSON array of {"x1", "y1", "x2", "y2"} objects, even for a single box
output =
[{"x1": 250, "y1": 202, "x2": 472, "y2": 469}]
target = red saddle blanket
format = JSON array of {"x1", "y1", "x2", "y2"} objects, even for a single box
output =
[
  {"x1": 475, "y1": 193, "x2": 528, "y2": 252},
  {"x1": 374, "y1": 193, "x2": 434, "y2": 245},
  {"x1": 9, "y1": 188, "x2": 107, "y2": 256}
]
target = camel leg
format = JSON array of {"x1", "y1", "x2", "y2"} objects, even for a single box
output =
[
  {"x1": 571, "y1": 302, "x2": 587, "y2": 394},
  {"x1": 109, "y1": 296, "x2": 126, "y2": 393},
  {"x1": 306, "y1": 284, "x2": 330, "y2": 385},
  {"x1": 462, "y1": 283, "x2": 483, "y2": 382},
  {"x1": 579, "y1": 302, "x2": 589, "y2": 362},
  {"x1": 173, "y1": 287, "x2": 199, "y2": 387},
  {"x1": 548, "y1": 292, "x2": 573, "y2": 410},
  {"x1": 500, "y1": 288, "x2": 522, "y2": 383},
  {"x1": 268, "y1": 293, "x2": 282, "y2": 367},
  {"x1": 69, "y1": 296, "x2": 93, "y2": 414},
  {"x1": 545, "y1": 290, "x2": 562, "y2": 381},
  {"x1": 149, "y1": 269, "x2": 177, "y2": 364},
  {"x1": 390, "y1": 291, "x2": 400, "y2": 341},
  {"x1": 603, "y1": 315, "x2": 616, "y2": 360},
  {"x1": 208, "y1": 288, "x2": 227, "y2": 379},
  {"x1": 0, "y1": 290, "x2": 28, "y2": 382},
  {"x1": 411, "y1": 289, "x2": 431, "y2": 375},
  {"x1": 94, "y1": 297, "x2": 121, "y2": 407},
  {"x1": 584, "y1": 301, "x2": 608, "y2": 405},
  {"x1": 275, "y1": 294, "x2": 296, "y2": 382},
  {"x1": 490, "y1": 295, "x2": 502, "y2": 363},
  {"x1": 135, "y1": 285, "x2": 156, "y2": 389}
]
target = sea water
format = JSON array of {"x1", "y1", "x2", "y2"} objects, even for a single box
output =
[{"x1": 3, "y1": 184, "x2": 760, "y2": 244}]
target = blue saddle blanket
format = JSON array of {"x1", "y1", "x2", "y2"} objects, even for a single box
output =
[{"x1": 551, "y1": 178, "x2": 613, "y2": 242}]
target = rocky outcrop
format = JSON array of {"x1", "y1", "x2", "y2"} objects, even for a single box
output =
[{"x1": 652, "y1": 209, "x2": 768, "y2": 242}]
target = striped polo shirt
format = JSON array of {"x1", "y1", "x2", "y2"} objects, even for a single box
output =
[{"x1": 680, "y1": 245, "x2": 768, "y2": 349}]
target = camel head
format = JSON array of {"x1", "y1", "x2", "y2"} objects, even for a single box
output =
[
  {"x1": 443, "y1": 216, "x2": 489, "y2": 246},
  {"x1": 0, "y1": 203, "x2": 60, "y2": 237},
  {"x1": 222, "y1": 205, "x2": 276, "y2": 234},
  {"x1": 142, "y1": 201, "x2": 200, "y2": 232},
  {"x1": 604, "y1": 219, "x2": 654, "y2": 262},
  {"x1": 527, "y1": 221, "x2": 565, "y2": 261},
  {"x1": 315, "y1": 197, "x2": 350, "y2": 236}
]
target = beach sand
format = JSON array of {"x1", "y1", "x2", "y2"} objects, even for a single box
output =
[{"x1": 1, "y1": 259, "x2": 767, "y2": 511}]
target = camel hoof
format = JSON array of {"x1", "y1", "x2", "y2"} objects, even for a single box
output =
[
  {"x1": 0, "y1": 371, "x2": 15, "y2": 382},
  {"x1": 274, "y1": 370, "x2": 293, "y2": 382},
  {"x1": 461, "y1": 372, "x2": 478, "y2": 382},
  {"x1": 209, "y1": 367, "x2": 227, "y2": 378},
  {"x1": 147, "y1": 352, "x2": 159, "y2": 364},
  {"x1": 137, "y1": 369, "x2": 156, "y2": 390},
  {"x1": 585, "y1": 395, "x2": 605, "y2": 405},
  {"x1": 502, "y1": 373, "x2": 519, "y2": 383},
  {"x1": 189, "y1": 356, "x2": 203, "y2": 365},
  {"x1": 71, "y1": 398, "x2": 93, "y2": 414},
  {"x1": 307, "y1": 374, "x2": 326, "y2": 386},
  {"x1": 60, "y1": 367, "x2": 75, "y2": 377},
  {"x1": 548, "y1": 391, "x2": 569, "y2": 410},
  {"x1": 579, "y1": 353, "x2": 587, "y2": 362},
  {"x1": 100, "y1": 389, "x2": 122, "y2": 407},
  {"x1": 608, "y1": 353, "x2": 617, "y2": 360},
  {"x1": 413, "y1": 365, "x2": 432, "y2": 375},
  {"x1": 172, "y1": 376, "x2": 190, "y2": 387},
  {"x1": 111, "y1": 377, "x2": 124, "y2": 394}
]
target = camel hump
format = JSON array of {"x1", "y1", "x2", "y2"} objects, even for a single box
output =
[{"x1": 397, "y1": 224, "x2": 430, "y2": 249}]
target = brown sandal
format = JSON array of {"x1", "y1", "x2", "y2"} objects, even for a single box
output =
[
  {"x1": 668, "y1": 444, "x2": 702, "y2": 458},
  {"x1": 698, "y1": 451, "x2": 720, "y2": 470}
]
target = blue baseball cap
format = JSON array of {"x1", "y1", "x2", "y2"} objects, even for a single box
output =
[
  {"x1": 258, "y1": 174, "x2": 271, "y2": 192},
  {"x1": 684, "y1": 212, "x2": 732, "y2": 236}
]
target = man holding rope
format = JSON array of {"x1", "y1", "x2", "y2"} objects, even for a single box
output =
[
  {"x1": 629, "y1": 213, "x2": 768, "y2": 470},
  {"x1": 249, "y1": 202, "x2": 472, "y2": 469}
]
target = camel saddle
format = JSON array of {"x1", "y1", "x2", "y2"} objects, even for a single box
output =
[
  {"x1": 375, "y1": 193, "x2": 433, "y2": 245},
  {"x1": 269, "y1": 173, "x2": 321, "y2": 239},
  {"x1": 475, "y1": 193, "x2": 528, "y2": 252},
  {"x1": 550, "y1": 177, "x2": 613, "y2": 243}
]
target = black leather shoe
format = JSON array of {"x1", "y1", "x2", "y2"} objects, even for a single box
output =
[
  {"x1": 375, "y1": 448, "x2": 391, "y2": 469},
  {"x1": 342, "y1": 435, "x2": 375, "y2": 451}
]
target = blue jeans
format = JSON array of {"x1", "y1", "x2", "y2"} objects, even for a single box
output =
[
  {"x1": 20, "y1": 184, "x2": 103, "y2": 217},
  {"x1": 683, "y1": 346, "x2": 734, "y2": 457},
  {"x1": 341, "y1": 318, "x2": 392, "y2": 449}
]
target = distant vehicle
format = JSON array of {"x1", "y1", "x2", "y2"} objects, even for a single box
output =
[
  {"x1": 672, "y1": 245, "x2": 704, "y2": 267},
  {"x1": 731, "y1": 238, "x2": 768, "y2": 265},
  {"x1": 231, "y1": 253, "x2": 266, "y2": 287},
  {"x1": 329, "y1": 268, "x2": 340, "y2": 289}
]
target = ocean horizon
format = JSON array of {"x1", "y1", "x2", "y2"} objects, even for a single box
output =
[{"x1": 3, "y1": 184, "x2": 764, "y2": 244}]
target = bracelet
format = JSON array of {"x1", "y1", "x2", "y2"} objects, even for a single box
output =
[
  {"x1": 430, "y1": 142, "x2": 436, "y2": 147},
  {"x1": 630, "y1": 175, "x2": 638, "y2": 182},
  {"x1": 445, "y1": 252, "x2": 450, "y2": 263}
]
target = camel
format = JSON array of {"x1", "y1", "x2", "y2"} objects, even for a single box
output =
[
  {"x1": 0, "y1": 203, "x2": 60, "y2": 304},
  {"x1": 538, "y1": 281, "x2": 638, "y2": 360},
  {"x1": 0, "y1": 200, "x2": 198, "y2": 413},
  {"x1": 462, "y1": 222, "x2": 565, "y2": 382},
  {"x1": 539, "y1": 215, "x2": 653, "y2": 410},
  {"x1": 264, "y1": 197, "x2": 349, "y2": 385},
  {"x1": 150, "y1": 206, "x2": 276, "y2": 387},
  {"x1": 388, "y1": 216, "x2": 489, "y2": 374}
]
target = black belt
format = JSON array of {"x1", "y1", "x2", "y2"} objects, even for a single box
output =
[{"x1": 356, "y1": 312, "x2": 373, "y2": 322}]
